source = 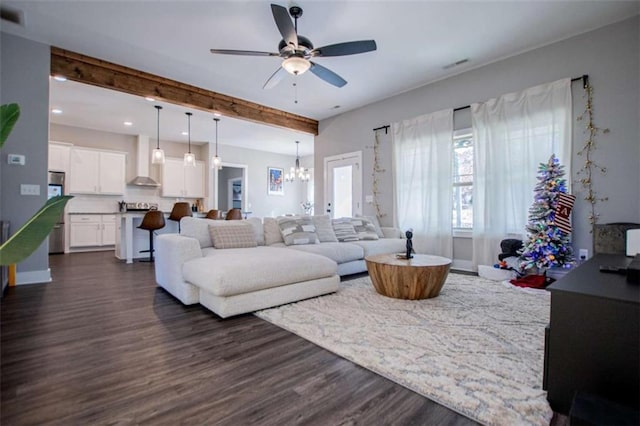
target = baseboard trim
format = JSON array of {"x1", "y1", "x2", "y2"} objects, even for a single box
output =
[
  {"x1": 16, "y1": 268, "x2": 52, "y2": 285},
  {"x1": 452, "y1": 259, "x2": 473, "y2": 272}
]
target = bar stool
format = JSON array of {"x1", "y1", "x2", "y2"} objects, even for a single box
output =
[
  {"x1": 206, "y1": 209, "x2": 220, "y2": 220},
  {"x1": 168, "y1": 202, "x2": 192, "y2": 232},
  {"x1": 225, "y1": 208, "x2": 242, "y2": 220},
  {"x1": 137, "y1": 209, "x2": 165, "y2": 262}
]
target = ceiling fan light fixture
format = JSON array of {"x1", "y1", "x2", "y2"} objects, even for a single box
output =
[{"x1": 282, "y1": 57, "x2": 310, "y2": 75}]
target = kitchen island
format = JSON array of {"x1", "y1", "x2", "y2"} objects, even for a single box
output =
[{"x1": 116, "y1": 211, "x2": 207, "y2": 263}]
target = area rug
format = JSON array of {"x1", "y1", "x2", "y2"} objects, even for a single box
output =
[{"x1": 255, "y1": 274, "x2": 553, "y2": 426}]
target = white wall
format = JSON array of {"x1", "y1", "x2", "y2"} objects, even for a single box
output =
[{"x1": 315, "y1": 16, "x2": 640, "y2": 262}]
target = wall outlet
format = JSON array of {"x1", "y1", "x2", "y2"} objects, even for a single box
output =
[{"x1": 579, "y1": 249, "x2": 589, "y2": 261}]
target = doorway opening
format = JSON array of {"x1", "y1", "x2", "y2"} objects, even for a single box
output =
[{"x1": 212, "y1": 163, "x2": 248, "y2": 215}]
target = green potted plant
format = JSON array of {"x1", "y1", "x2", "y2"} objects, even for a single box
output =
[{"x1": 0, "y1": 103, "x2": 73, "y2": 266}]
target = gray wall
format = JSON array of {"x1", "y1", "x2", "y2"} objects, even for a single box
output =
[
  {"x1": 211, "y1": 143, "x2": 309, "y2": 218},
  {"x1": 0, "y1": 33, "x2": 51, "y2": 282},
  {"x1": 315, "y1": 16, "x2": 640, "y2": 260}
]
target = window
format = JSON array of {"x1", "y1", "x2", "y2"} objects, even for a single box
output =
[{"x1": 452, "y1": 130, "x2": 473, "y2": 229}]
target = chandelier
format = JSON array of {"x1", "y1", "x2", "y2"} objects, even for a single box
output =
[{"x1": 285, "y1": 141, "x2": 310, "y2": 182}]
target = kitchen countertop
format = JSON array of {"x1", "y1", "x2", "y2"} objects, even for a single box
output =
[
  {"x1": 69, "y1": 211, "x2": 120, "y2": 215},
  {"x1": 69, "y1": 211, "x2": 208, "y2": 217}
]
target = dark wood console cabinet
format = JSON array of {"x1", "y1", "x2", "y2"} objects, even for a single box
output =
[{"x1": 544, "y1": 254, "x2": 639, "y2": 414}]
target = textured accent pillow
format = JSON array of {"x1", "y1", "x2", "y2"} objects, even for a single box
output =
[
  {"x1": 311, "y1": 215, "x2": 338, "y2": 243},
  {"x1": 246, "y1": 217, "x2": 265, "y2": 246},
  {"x1": 351, "y1": 217, "x2": 380, "y2": 240},
  {"x1": 277, "y1": 216, "x2": 318, "y2": 245},
  {"x1": 332, "y1": 218, "x2": 359, "y2": 242},
  {"x1": 357, "y1": 214, "x2": 385, "y2": 239},
  {"x1": 208, "y1": 223, "x2": 258, "y2": 249},
  {"x1": 263, "y1": 217, "x2": 284, "y2": 245}
]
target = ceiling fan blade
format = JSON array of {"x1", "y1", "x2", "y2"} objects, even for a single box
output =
[
  {"x1": 311, "y1": 40, "x2": 377, "y2": 57},
  {"x1": 210, "y1": 49, "x2": 280, "y2": 57},
  {"x1": 309, "y1": 62, "x2": 347, "y2": 88},
  {"x1": 263, "y1": 66, "x2": 287, "y2": 90},
  {"x1": 271, "y1": 4, "x2": 297, "y2": 49}
]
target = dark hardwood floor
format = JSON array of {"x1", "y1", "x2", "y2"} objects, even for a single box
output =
[{"x1": 0, "y1": 252, "x2": 558, "y2": 425}]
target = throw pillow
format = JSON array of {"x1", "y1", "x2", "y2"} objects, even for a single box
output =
[
  {"x1": 277, "y1": 216, "x2": 318, "y2": 245},
  {"x1": 311, "y1": 215, "x2": 338, "y2": 243},
  {"x1": 263, "y1": 217, "x2": 284, "y2": 245},
  {"x1": 351, "y1": 217, "x2": 380, "y2": 241},
  {"x1": 247, "y1": 217, "x2": 265, "y2": 246},
  {"x1": 331, "y1": 218, "x2": 359, "y2": 242},
  {"x1": 356, "y1": 214, "x2": 385, "y2": 239},
  {"x1": 208, "y1": 223, "x2": 258, "y2": 249}
]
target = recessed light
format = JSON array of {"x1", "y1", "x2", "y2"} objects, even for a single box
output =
[
  {"x1": 181, "y1": 131, "x2": 189, "y2": 136},
  {"x1": 145, "y1": 97, "x2": 155, "y2": 102},
  {"x1": 213, "y1": 112, "x2": 222, "y2": 117},
  {"x1": 124, "y1": 121, "x2": 133, "y2": 126},
  {"x1": 51, "y1": 108, "x2": 63, "y2": 114},
  {"x1": 53, "y1": 75, "x2": 67, "y2": 82}
]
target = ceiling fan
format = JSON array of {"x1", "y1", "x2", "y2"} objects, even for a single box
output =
[{"x1": 210, "y1": 3, "x2": 377, "y2": 89}]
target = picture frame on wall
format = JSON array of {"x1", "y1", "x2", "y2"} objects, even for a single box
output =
[{"x1": 268, "y1": 167, "x2": 284, "y2": 195}]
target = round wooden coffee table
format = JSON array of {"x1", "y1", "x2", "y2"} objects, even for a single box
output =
[{"x1": 365, "y1": 253, "x2": 452, "y2": 300}]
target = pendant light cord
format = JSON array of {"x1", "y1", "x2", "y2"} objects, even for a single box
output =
[
  {"x1": 214, "y1": 118, "x2": 219, "y2": 156},
  {"x1": 186, "y1": 112, "x2": 192, "y2": 153},
  {"x1": 155, "y1": 105, "x2": 162, "y2": 149}
]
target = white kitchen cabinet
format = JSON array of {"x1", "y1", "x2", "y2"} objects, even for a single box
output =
[
  {"x1": 101, "y1": 214, "x2": 117, "y2": 246},
  {"x1": 48, "y1": 142, "x2": 71, "y2": 173},
  {"x1": 69, "y1": 215, "x2": 101, "y2": 247},
  {"x1": 69, "y1": 148, "x2": 126, "y2": 195},
  {"x1": 69, "y1": 214, "x2": 117, "y2": 247},
  {"x1": 161, "y1": 157, "x2": 205, "y2": 198}
]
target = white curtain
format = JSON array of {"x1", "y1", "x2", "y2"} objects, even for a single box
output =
[
  {"x1": 392, "y1": 109, "x2": 454, "y2": 257},
  {"x1": 471, "y1": 78, "x2": 572, "y2": 269}
]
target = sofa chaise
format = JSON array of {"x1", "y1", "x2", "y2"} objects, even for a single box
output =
[{"x1": 154, "y1": 215, "x2": 404, "y2": 318}]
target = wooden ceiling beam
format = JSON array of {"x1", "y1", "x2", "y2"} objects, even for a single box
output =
[{"x1": 50, "y1": 47, "x2": 318, "y2": 135}]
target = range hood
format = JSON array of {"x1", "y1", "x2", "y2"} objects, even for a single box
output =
[{"x1": 128, "y1": 135, "x2": 160, "y2": 187}]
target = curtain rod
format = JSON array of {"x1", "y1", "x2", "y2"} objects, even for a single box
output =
[{"x1": 373, "y1": 74, "x2": 589, "y2": 132}]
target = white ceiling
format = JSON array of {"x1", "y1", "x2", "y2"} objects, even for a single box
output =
[{"x1": 2, "y1": 0, "x2": 638, "y2": 156}]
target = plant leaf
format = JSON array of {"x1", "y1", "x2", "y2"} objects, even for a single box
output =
[
  {"x1": 0, "y1": 195, "x2": 73, "y2": 266},
  {"x1": 0, "y1": 103, "x2": 21, "y2": 148}
]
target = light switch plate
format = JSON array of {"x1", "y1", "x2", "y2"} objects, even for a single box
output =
[
  {"x1": 20, "y1": 184, "x2": 40, "y2": 196},
  {"x1": 8, "y1": 154, "x2": 26, "y2": 165}
]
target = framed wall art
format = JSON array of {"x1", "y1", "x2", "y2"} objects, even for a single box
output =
[{"x1": 268, "y1": 167, "x2": 284, "y2": 195}]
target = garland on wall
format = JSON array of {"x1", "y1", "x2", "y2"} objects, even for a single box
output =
[
  {"x1": 371, "y1": 131, "x2": 387, "y2": 220},
  {"x1": 575, "y1": 79, "x2": 609, "y2": 232}
]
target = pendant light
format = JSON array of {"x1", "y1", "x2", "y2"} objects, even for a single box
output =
[
  {"x1": 284, "y1": 141, "x2": 310, "y2": 182},
  {"x1": 151, "y1": 105, "x2": 165, "y2": 164},
  {"x1": 183, "y1": 112, "x2": 196, "y2": 167},
  {"x1": 211, "y1": 117, "x2": 222, "y2": 170}
]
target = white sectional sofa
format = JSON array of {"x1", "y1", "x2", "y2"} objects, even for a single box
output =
[{"x1": 154, "y1": 215, "x2": 405, "y2": 318}]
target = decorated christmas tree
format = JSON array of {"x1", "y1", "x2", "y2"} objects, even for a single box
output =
[{"x1": 520, "y1": 154, "x2": 575, "y2": 272}]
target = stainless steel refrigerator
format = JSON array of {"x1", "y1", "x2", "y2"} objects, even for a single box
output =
[{"x1": 48, "y1": 171, "x2": 65, "y2": 254}]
